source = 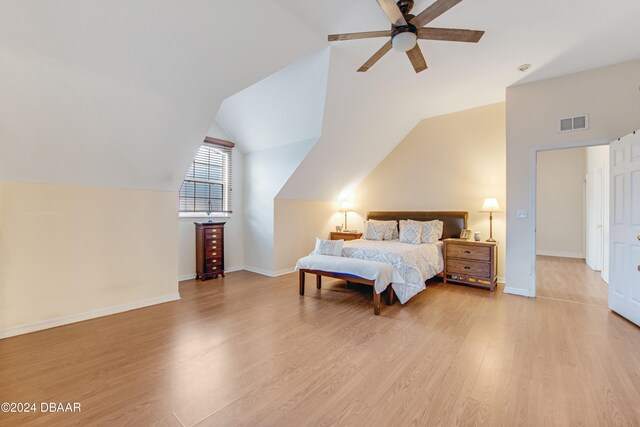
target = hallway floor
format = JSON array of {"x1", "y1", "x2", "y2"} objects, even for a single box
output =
[{"x1": 536, "y1": 255, "x2": 608, "y2": 306}]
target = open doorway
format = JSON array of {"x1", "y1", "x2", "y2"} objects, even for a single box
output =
[{"x1": 535, "y1": 144, "x2": 610, "y2": 306}]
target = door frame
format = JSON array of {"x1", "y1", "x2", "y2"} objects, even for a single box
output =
[{"x1": 529, "y1": 138, "x2": 611, "y2": 297}]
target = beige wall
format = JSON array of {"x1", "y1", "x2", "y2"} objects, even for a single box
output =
[
  {"x1": 536, "y1": 148, "x2": 586, "y2": 258},
  {"x1": 0, "y1": 181, "x2": 178, "y2": 337},
  {"x1": 273, "y1": 199, "x2": 340, "y2": 272},
  {"x1": 506, "y1": 58, "x2": 640, "y2": 296},
  {"x1": 355, "y1": 103, "x2": 507, "y2": 280}
]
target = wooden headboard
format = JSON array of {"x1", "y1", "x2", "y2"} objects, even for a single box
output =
[{"x1": 366, "y1": 211, "x2": 468, "y2": 240}]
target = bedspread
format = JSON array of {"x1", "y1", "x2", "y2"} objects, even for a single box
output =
[{"x1": 341, "y1": 239, "x2": 444, "y2": 304}]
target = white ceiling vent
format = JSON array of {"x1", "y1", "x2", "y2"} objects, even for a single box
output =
[{"x1": 559, "y1": 115, "x2": 589, "y2": 132}]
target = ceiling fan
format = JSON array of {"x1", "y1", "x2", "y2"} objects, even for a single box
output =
[{"x1": 328, "y1": 0, "x2": 485, "y2": 73}]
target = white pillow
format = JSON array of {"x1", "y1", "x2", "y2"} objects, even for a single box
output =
[
  {"x1": 399, "y1": 220, "x2": 422, "y2": 245},
  {"x1": 408, "y1": 219, "x2": 444, "y2": 244},
  {"x1": 363, "y1": 221, "x2": 387, "y2": 241},
  {"x1": 313, "y1": 238, "x2": 343, "y2": 256},
  {"x1": 368, "y1": 219, "x2": 398, "y2": 240}
]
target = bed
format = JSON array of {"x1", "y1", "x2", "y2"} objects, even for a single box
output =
[{"x1": 297, "y1": 211, "x2": 468, "y2": 314}]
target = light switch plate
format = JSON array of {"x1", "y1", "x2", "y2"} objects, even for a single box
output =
[{"x1": 517, "y1": 210, "x2": 528, "y2": 218}]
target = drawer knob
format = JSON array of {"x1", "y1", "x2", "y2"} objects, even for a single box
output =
[
  {"x1": 464, "y1": 250, "x2": 471, "y2": 254},
  {"x1": 464, "y1": 266, "x2": 471, "y2": 270}
]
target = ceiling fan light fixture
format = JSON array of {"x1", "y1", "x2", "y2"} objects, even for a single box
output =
[{"x1": 392, "y1": 31, "x2": 417, "y2": 52}]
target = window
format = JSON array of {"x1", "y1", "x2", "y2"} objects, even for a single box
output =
[{"x1": 179, "y1": 138, "x2": 233, "y2": 214}]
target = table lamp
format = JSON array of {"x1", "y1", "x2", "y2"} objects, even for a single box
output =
[
  {"x1": 339, "y1": 200, "x2": 352, "y2": 231},
  {"x1": 480, "y1": 198, "x2": 501, "y2": 242}
]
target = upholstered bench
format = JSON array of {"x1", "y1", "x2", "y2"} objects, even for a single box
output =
[{"x1": 295, "y1": 255, "x2": 395, "y2": 315}]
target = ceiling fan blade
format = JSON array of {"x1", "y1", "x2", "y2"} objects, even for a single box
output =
[
  {"x1": 328, "y1": 30, "x2": 391, "y2": 42},
  {"x1": 410, "y1": 0, "x2": 463, "y2": 28},
  {"x1": 357, "y1": 40, "x2": 393, "y2": 72},
  {"x1": 376, "y1": 0, "x2": 407, "y2": 26},
  {"x1": 406, "y1": 43, "x2": 428, "y2": 73},
  {"x1": 417, "y1": 27, "x2": 484, "y2": 42}
]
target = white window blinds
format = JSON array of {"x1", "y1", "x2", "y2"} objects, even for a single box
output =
[{"x1": 179, "y1": 142, "x2": 232, "y2": 213}]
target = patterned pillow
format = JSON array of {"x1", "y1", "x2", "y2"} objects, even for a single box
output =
[
  {"x1": 363, "y1": 221, "x2": 387, "y2": 241},
  {"x1": 399, "y1": 220, "x2": 422, "y2": 245},
  {"x1": 368, "y1": 219, "x2": 398, "y2": 240},
  {"x1": 386, "y1": 221, "x2": 399, "y2": 240},
  {"x1": 313, "y1": 238, "x2": 343, "y2": 256},
  {"x1": 408, "y1": 219, "x2": 444, "y2": 244}
]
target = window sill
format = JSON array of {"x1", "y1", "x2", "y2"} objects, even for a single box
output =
[{"x1": 178, "y1": 212, "x2": 232, "y2": 220}]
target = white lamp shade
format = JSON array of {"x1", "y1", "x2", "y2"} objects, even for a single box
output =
[
  {"x1": 392, "y1": 32, "x2": 417, "y2": 52},
  {"x1": 481, "y1": 198, "x2": 501, "y2": 212},
  {"x1": 338, "y1": 200, "x2": 352, "y2": 211}
]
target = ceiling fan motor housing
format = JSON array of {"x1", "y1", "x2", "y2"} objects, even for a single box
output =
[{"x1": 396, "y1": 0, "x2": 414, "y2": 14}]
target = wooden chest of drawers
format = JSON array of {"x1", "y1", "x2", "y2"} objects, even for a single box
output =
[
  {"x1": 195, "y1": 222, "x2": 225, "y2": 280},
  {"x1": 443, "y1": 239, "x2": 497, "y2": 291}
]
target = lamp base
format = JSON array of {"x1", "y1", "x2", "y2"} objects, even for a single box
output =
[{"x1": 486, "y1": 238, "x2": 496, "y2": 243}]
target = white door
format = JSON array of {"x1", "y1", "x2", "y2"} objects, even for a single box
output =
[{"x1": 609, "y1": 130, "x2": 640, "y2": 326}]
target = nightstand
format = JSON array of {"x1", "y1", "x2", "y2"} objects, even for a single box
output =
[
  {"x1": 330, "y1": 231, "x2": 362, "y2": 241},
  {"x1": 443, "y1": 239, "x2": 497, "y2": 291}
]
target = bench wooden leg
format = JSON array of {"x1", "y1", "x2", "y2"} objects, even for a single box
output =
[
  {"x1": 316, "y1": 274, "x2": 322, "y2": 289},
  {"x1": 373, "y1": 290, "x2": 381, "y2": 315},
  {"x1": 386, "y1": 285, "x2": 395, "y2": 305},
  {"x1": 299, "y1": 270, "x2": 305, "y2": 295}
]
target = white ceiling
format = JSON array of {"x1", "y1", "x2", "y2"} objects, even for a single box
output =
[
  {"x1": 0, "y1": 0, "x2": 324, "y2": 191},
  {"x1": 276, "y1": 0, "x2": 640, "y2": 86},
  {"x1": 1, "y1": 0, "x2": 639, "y2": 196},
  {"x1": 274, "y1": 0, "x2": 640, "y2": 200}
]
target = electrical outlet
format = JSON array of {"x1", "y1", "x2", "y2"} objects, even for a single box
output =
[{"x1": 517, "y1": 210, "x2": 528, "y2": 218}]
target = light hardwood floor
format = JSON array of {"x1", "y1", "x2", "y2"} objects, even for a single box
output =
[
  {"x1": 536, "y1": 255, "x2": 608, "y2": 306},
  {"x1": 1, "y1": 270, "x2": 639, "y2": 426}
]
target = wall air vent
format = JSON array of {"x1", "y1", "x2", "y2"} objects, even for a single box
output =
[{"x1": 559, "y1": 114, "x2": 589, "y2": 132}]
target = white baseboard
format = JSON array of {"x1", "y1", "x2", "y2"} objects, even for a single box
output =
[
  {"x1": 504, "y1": 287, "x2": 534, "y2": 298},
  {"x1": 243, "y1": 265, "x2": 296, "y2": 277},
  {"x1": 225, "y1": 265, "x2": 244, "y2": 273},
  {"x1": 273, "y1": 267, "x2": 296, "y2": 277},
  {"x1": 242, "y1": 265, "x2": 274, "y2": 277},
  {"x1": 180, "y1": 266, "x2": 295, "y2": 278},
  {"x1": 0, "y1": 293, "x2": 181, "y2": 340},
  {"x1": 536, "y1": 250, "x2": 584, "y2": 259}
]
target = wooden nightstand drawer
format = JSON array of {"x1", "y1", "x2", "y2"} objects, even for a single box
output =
[
  {"x1": 446, "y1": 244, "x2": 490, "y2": 261},
  {"x1": 447, "y1": 259, "x2": 491, "y2": 278},
  {"x1": 330, "y1": 231, "x2": 362, "y2": 241}
]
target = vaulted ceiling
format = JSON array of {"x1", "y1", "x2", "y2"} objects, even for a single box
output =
[
  {"x1": 2, "y1": 0, "x2": 640, "y2": 197},
  {"x1": 0, "y1": 0, "x2": 324, "y2": 191}
]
